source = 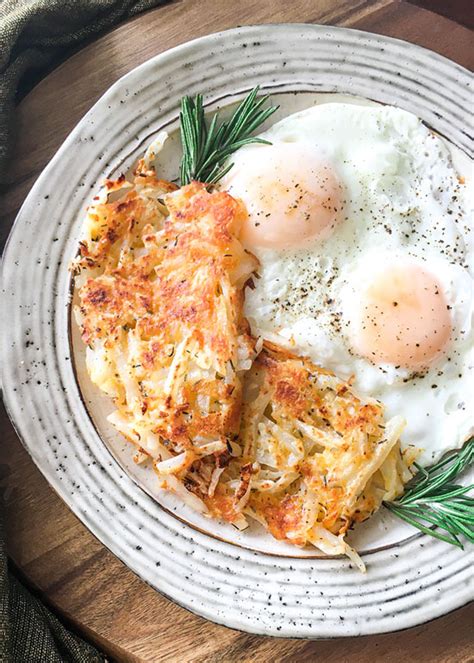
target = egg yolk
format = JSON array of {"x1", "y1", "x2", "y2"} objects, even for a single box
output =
[
  {"x1": 351, "y1": 264, "x2": 452, "y2": 369},
  {"x1": 225, "y1": 143, "x2": 344, "y2": 249}
]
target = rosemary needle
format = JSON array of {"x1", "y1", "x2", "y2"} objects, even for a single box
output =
[
  {"x1": 385, "y1": 437, "x2": 474, "y2": 548},
  {"x1": 179, "y1": 86, "x2": 278, "y2": 186}
]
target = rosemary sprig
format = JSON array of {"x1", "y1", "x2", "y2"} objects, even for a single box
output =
[
  {"x1": 385, "y1": 437, "x2": 474, "y2": 548},
  {"x1": 179, "y1": 86, "x2": 278, "y2": 186}
]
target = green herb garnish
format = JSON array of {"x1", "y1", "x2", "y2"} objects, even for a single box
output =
[
  {"x1": 179, "y1": 88, "x2": 473, "y2": 551},
  {"x1": 179, "y1": 86, "x2": 278, "y2": 186},
  {"x1": 385, "y1": 437, "x2": 474, "y2": 548}
]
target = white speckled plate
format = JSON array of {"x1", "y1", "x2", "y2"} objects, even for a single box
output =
[{"x1": 2, "y1": 24, "x2": 473, "y2": 637}]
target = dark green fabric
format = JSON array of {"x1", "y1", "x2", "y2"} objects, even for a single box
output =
[
  {"x1": 0, "y1": 0, "x2": 166, "y2": 176},
  {"x1": 0, "y1": 517, "x2": 104, "y2": 662},
  {"x1": 0, "y1": 1, "x2": 167, "y2": 660}
]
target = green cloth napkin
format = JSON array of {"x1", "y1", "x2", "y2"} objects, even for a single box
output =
[
  {"x1": 1, "y1": 2, "x2": 166, "y2": 660},
  {"x1": 0, "y1": 0, "x2": 166, "y2": 178},
  {"x1": 0, "y1": 519, "x2": 104, "y2": 662}
]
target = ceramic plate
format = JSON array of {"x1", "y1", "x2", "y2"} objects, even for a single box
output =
[{"x1": 2, "y1": 24, "x2": 473, "y2": 637}]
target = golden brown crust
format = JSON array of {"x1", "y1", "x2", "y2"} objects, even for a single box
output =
[
  {"x1": 75, "y1": 167, "x2": 413, "y2": 562},
  {"x1": 237, "y1": 342, "x2": 408, "y2": 545},
  {"x1": 76, "y1": 176, "x2": 258, "y2": 470}
]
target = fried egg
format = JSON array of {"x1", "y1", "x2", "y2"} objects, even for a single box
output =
[{"x1": 220, "y1": 102, "x2": 473, "y2": 464}]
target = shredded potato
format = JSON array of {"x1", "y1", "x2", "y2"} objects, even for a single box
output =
[
  {"x1": 74, "y1": 162, "x2": 416, "y2": 570},
  {"x1": 75, "y1": 161, "x2": 258, "y2": 517},
  {"x1": 232, "y1": 342, "x2": 414, "y2": 570}
]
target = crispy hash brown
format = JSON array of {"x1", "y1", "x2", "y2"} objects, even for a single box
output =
[
  {"x1": 231, "y1": 342, "x2": 417, "y2": 567},
  {"x1": 74, "y1": 161, "x2": 416, "y2": 568},
  {"x1": 74, "y1": 162, "x2": 258, "y2": 516}
]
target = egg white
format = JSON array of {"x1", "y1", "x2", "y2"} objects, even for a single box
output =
[{"x1": 225, "y1": 102, "x2": 473, "y2": 465}]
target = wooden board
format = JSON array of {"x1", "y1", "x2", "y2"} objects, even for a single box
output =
[{"x1": 1, "y1": 1, "x2": 473, "y2": 661}]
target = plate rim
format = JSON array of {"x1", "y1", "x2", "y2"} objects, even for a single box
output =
[{"x1": 2, "y1": 22, "x2": 473, "y2": 639}]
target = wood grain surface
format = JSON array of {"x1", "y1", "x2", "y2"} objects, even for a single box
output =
[{"x1": 1, "y1": 1, "x2": 473, "y2": 661}]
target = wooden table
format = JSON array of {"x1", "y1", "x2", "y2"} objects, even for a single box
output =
[{"x1": 1, "y1": 1, "x2": 473, "y2": 661}]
